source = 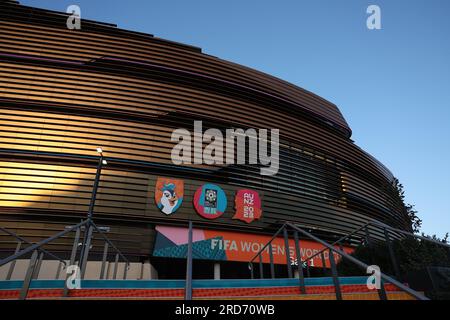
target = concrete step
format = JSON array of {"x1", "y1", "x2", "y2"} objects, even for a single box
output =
[{"x1": 0, "y1": 276, "x2": 417, "y2": 300}]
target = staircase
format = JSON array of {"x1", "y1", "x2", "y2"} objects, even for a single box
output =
[
  {"x1": 0, "y1": 276, "x2": 417, "y2": 300},
  {"x1": 2, "y1": 220, "x2": 439, "y2": 300}
]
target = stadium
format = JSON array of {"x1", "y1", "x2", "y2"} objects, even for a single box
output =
[{"x1": 0, "y1": 0, "x2": 413, "y2": 290}]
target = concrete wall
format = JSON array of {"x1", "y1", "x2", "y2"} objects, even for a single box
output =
[{"x1": 0, "y1": 259, "x2": 158, "y2": 280}]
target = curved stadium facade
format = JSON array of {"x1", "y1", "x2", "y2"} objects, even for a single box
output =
[{"x1": 0, "y1": 1, "x2": 410, "y2": 278}]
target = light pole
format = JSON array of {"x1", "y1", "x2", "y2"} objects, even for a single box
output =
[
  {"x1": 87, "y1": 148, "x2": 107, "y2": 219},
  {"x1": 185, "y1": 220, "x2": 193, "y2": 300},
  {"x1": 79, "y1": 148, "x2": 107, "y2": 278}
]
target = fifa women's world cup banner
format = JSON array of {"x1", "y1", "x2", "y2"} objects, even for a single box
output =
[{"x1": 152, "y1": 226, "x2": 353, "y2": 268}]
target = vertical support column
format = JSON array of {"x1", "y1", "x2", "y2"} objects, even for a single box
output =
[
  {"x1": 87, "y1": 154, "x2": 104, "y2": 220},
  {"x1": 328, "y1": 249, "x2": 342, "y2": 300},
  {"x1": 79, "y1": 151, "x2": 104, "y2": 276},
  {"x1": 55, "y1": 261, "x2": 63, "y2": 280},
  {"x1": 365, "y1": 225, "x2": 388, "y2": 299},
  {"x1": 185, "y1": 221, "x2": 193, "y2": 300},
  {"x1": 259, "y1": 254, "x2": 264, "y2": 279},
  {"x1": 320, "y1": 252, "x2": 327, "y2": 275},
  {"x1": 64, "y1": 227, "x2": 81, "y2": 297},
  {"x1": 293, "y1": 231, "x2": 306, "y2": 294},
  {"x1": 123, "y1": 262, "x2": 128, "y2": 280},
  {"x1": 249, "y1": 263, "x2": 254, "y2": 279},
  {"x1": 283, "y1": 227, "x2": 293, "y2": 278},
  {"x1": 78, "y1": 226, "x2": 85, "y2": 269},
  {"x1": 20, "y1": 250, "x2": 38, "y2": 300},
  {"x1": 100, "y1": 242, "x2": 109, "y2": 280},
  {"x1": 214, "y1": 263, "x2": 220, "y2": 280},
  {"x1": 268, "y1": 242, "x2": 275, "y2": 279},
  {"x1": 384, "y1": 228, "x2": 401, "y2": 279},
  {"x1": 32, "y1": 252, "x2": 44, "y2": 279},
  {"x1": 80, "y1": 224, "x2": 93, "y2": 279},
  {"x1": 113, "y1": 253, "x2": 119, "y2": 280},
  {"x1": 6, "y1": 241, "x2": 21, "y2": 280}
]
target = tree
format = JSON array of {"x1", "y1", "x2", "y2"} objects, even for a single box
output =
[
  {"x1": 392, "y1": 178, "x2": 422, "y2": 233},
  {"x1": 337, "y1": 233, "x2": 450, "y2": 275},
  {"x1": 337, "y1": 178, "x2": 449, "y2": 298}
]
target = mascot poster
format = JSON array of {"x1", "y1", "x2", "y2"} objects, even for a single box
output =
[{"x1": 155, "y1": 177, "x2": 184, "y2": 215}]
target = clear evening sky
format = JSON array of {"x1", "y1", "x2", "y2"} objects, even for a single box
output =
[{"x1": 21, "y1": 0, "x2": 450, "y2": 237}]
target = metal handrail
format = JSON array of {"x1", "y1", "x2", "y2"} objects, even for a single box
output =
[
  {"x1": 285, "y1": 221, "x2": 429, "y2": 300},
  {"x1": 299, "y1": 222, "x2": 371, "y2": 266},
  {"x1": 246, "y1": 220, "x2": 429, "y2": 300},
  {"x1": 368, "y1": 218, "x2": 450, "y2": 248},
  {"x1": 300, "y1": 219, "x2": 450, "y2": 268},
  {"x1": 0, "y1": 227, "x2": 67, "y2": 266},
  {"x1": 0, "y1": 220, "x2": 88, "y2": 267},
  {"x1": 90, "y1": 220, "x2": 130, "y2": 265},
  {"x1": 0, "y1": 218, "x2": 133, "y2": 300},
  {"x1": 249, "y1": 223, "x2": 286, "y2": 263}
]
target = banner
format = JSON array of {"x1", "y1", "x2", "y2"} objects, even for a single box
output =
[{"x1": 153, "y1": 225, "x2": 353, "y2": 268}]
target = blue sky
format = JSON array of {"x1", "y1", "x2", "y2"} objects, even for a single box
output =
[{"x1": 22, "y1": 0, "x2": 450, "y2": 236}]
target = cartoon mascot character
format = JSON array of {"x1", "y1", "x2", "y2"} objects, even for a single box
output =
[{"x1": 158, "y1": 183, "x2": 181, "y2": 215}]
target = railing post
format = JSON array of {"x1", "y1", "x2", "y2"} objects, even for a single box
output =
[
  {"x1": 113, "y1": 253, "x2": 119, "y2": 280},
  {"x1": 249, "y1": 263, "x2": 254, "y2": 279},
  {"x1": 6, "y1": 241, "x2": 21, "y2": 280},
  {"x1": 185, "y1": 221, "x2": 193, "y2": 300},
  {"x1": 384, "y1": 228, "x2": 401, "y2": 279},
  {"x1": 293, "y1": 231, "x2": 306, "y2": 294},
  {"x1": 320, "y1": 252, "x2": 327, "y2": 275},
  {"x1": 366, "y1": 227, "x2": 387, "y2": 300},
  {"x1": 283, "y1": 226, "x2": 293, "y2": 278},
  {"x1": 100, "y1": 242, "x2": 109, "y2": 280},
  {"x1": 64, "y1": 227, "x2": 81, "y2": 297},
  {"x1": 32, "y1": 251, "x2": 44, "y2": 279},
  {"x1": 306, "y1": 261, "x2": 311, "y2": 278},
  {"x1": 328, "y1": 249, "x2": 342, "y2": 300},
  {"x1": 20, "y1": 250, "x2": 38, "y2": 300},
  {"x1": 377, "y1": 279, "x2": 388, "y2": 300},
  {"x1": 123, "y1": 262, "x2": 129, "y2": 280},
  {"x1": 78, "y1": 226, "x2": 87, "y2": 269},
  {"x1": 56, "y1": 260, "x2": 63, "y2": 280},
  {"x1": 268, "y1": 241, "x2": 275, "y2": 279},
  {"x1": 259, "y1": 254, "x2": 264, "y2": 279},
  {"x1": 80, "y1": 224, "x2": 94, "y2": 279},
  {"x1": 286, "y1": 221, "x2": 429, "y2": 300}
]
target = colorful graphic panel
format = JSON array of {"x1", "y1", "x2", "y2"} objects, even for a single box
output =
[
  {"x1": 233, "y1": 189, "x2": 262, "y2": 223},
  {"x1": 154, "y1": 177, "x2": 184, "y2": 215},
  {"x1": 153, "y1": 226, "x2": 353, "y2": 267},
  {"x1": 193, "y1": 184, "x2": 227, "y2": 219}
]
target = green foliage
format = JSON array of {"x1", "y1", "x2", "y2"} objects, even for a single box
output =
[
  {"x1": 391, "y1": 178, "x2": 422, "y2": 233},
  {"x1": 337, "y1": 177, "x2": 449, "y2": 299},
  {"x1": 396, "y1": 234, "x2": 450, "y2": 273},
  {"x1": 337, "y1": 235, "x2": 450, "y2": 277}
]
